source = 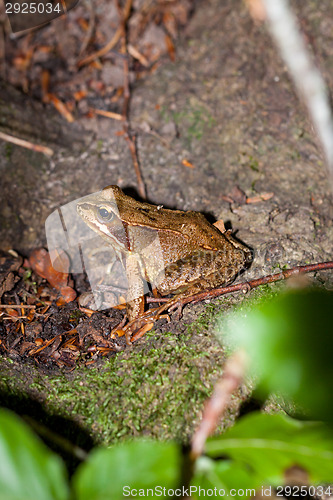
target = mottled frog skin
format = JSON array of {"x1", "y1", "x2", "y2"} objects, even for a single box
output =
[{"x1": 77, "y1": 186, "x2": 252, "y2": 321}]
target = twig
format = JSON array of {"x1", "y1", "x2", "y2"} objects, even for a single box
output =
[
  {"x1": 77, "y1": 26, "x2": 122, "y2": 67},
  {"x1": 261, "y1": 0, "x2": 333, "y2": 187},
  {"x1": 0, "y1": 15, "x2": 6, "y2": 79},
  {"x1": 125, "y1": 260, "x2": 333, "y2": 340},
  {"x1": 0, "y1": 131, "x2": 53, "y2": 156},
  {"x1": 78, "y1": 0, "x2": 96, "y2": 58},
  {"x1": 185, "y1": 260, "x2": 333, "y2": 307},
  {"x1": 128, "y1": 44, "x2": 149, "y2": 67},
  {"x1": 48, "y1": 94, "x2": 74, "y2": 123},
  {"x1": 116, "y1": 0, "x2": 146, "y2": 199},
  {"x1": 147, "y1": 261, "x2": 333, "y2": 307},
  {"x1": 79, "y1": 0, "x2": 146, "y2": 197},
  {"x1": 91, "y1": 108, "x2": 124, "y2": 121},
  {"x1": 191, "y1": 349, "x2": 248, "y2": 459},
  {"x1": 0, "y1": 304, "x2": 36, "y2": 309}
]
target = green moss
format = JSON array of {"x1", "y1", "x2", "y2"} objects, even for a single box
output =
[
  {"x1": 96, "y1": 140, "x2": 104, "y2": 158},
  {"x1": 160, "y1": 100, "x2": 216, "y2": 146},
  {"x1": 248, "y1": 155, "x2": 259, "y2": 172},
  {"x1": 0, "y1": 322, "x2": 225, "y2": 447},
  {"x1": 0, "y1": 289, "x2": 274, "y2": 449},
  {"x1": 66, "y1": 329, "x2": 218, "y2": 444}
]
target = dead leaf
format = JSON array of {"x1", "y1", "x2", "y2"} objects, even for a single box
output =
[
  {"x1": 162, "y1": 11, "x2": 177, "y2": 38},
  {"x1": 165, "y1": 34, "x2": 176, "y2": 61},
  {"x1": 246, "y1": 192, "x2": 274, "y2": 203},
  {"x1": 245, "y1": 0, "x2": 266, "y2": 22},
  {"x1": 213, "y1": 220, "x2": 226, "y2": 233},
  {"x1": 73, "y1": 90, "x2": 88, "y2": 101},
  {"x1": 59, "y1": 286, "x2": 77, "y2": 303},
  {"x1": 78, "y1": 306, "x2": 95, "y2": 317},
  {"x1": 13, "y1": 47, "x2": 34, "y2": 71},
  {"x1": 29, "y1": 248, "x2": 68, "y2": 291},
  {"x1": 181, "y1": 158, "x2": 195, "y2": 168}
]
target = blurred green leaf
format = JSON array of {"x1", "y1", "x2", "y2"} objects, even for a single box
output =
[
  {"x1": 192, "y1": 457, "x2": 258, "y2": 499},
  {"x1": 0, "y1": 409, "x2": 69, "y2": 500},
  {"x1": 222, "y1": 288, "x2": 333, "y2": 420},
  {"x1": 204, "y1": 412, "x2": 333, "y2": 486},
  {"x1": 72, "y1": 440, "x2": 179, "y2": 500}
]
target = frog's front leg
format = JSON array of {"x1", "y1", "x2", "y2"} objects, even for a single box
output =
[
  {"x1": 125, "y1": 253, "x2": 145, "y2": 322},
  {"x1": 124, "y1": 253, "x2": 171, "y2": 344}
]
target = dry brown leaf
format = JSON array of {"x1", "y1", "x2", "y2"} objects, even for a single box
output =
[
  {"x1": 13, "y1": 48, "x2": 34, "y2": 71},
  {"x1": 59, "y1": 286, "x2": 77, "y2": 303},
  {"x1": 73, "y1": 90, "x2": 88, "y2": 101},
  {"x1": 165, "y1": 34, "x2": 176, "y2": 61},
  {"x1": 29, "y1": 248, "x2": 67, "y2": 288},
  {"x1": 181, "y1": 158, "x2": 195, "y2": 168},
  {"x1": 246, "y1": 192, "x2": 274, "y2": 203},
  {"x1": 213, "y1": 220, "x2": 226, "y2": 233}
]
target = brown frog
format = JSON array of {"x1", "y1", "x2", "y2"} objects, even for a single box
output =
[{"x1": 77, "y1": 186, "x2": 252, "y2": 340}]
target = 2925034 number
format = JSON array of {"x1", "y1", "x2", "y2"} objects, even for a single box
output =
[
  {"x1": 276, "y1": 485, "x2": 332, "y2": 497},
  {"x1": 5, "y1": 3, "x2": 61, "y2": 14}
]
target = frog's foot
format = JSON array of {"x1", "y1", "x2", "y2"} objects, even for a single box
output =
[
  {"x1": 154, "y1": 294, "x2": 189, "y2": 320},
  {"x1": 130, "y1": 322, "x2": 155, "y2": 342},
  {"x1": 130, "y1": 311, "x2": 172, "y2": 343},
  {"x1": 122, "y1": 291, "x2": 190, "y2": 344},
  {"x1": 123, "y1": 309, "x2": 157, "y2": 344},
  {"x1": 123, "y1": 300, "x2": 177, "y2": 344}
]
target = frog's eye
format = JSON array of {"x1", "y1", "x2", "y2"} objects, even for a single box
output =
[{"x1": 97, "y1": 206, "x2": 114, "y2": 222}]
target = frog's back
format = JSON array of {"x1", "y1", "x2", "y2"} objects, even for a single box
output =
[{"x1": 106, "y1": 185, "x2": 239, "y2": 250}]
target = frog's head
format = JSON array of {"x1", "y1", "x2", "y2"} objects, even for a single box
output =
[{"x1": 76, "y1": 186, "x2": 130, "y2": 253}]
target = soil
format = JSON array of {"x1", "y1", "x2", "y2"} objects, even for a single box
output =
[{"x1": 0, "y1": 0, "x2": 333, "y2": 448}]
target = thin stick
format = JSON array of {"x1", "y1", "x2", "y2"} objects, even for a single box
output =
[
  {"x1": 0, "y1": 131, "x2": 53, "y2": 156},
  {"x1": 146, "y1": 261, "x2": 333, "y2": 307},
  {"x1": 128, "y1": 44, "x2": 149, "y2": 67},
  {"x1": 191, "y1": 350, "x2": 248, "y2": 459},
  {"x1": 77, "y1": 26, "x2": 122, "y2": 67},
  {"x1": 91, "y1": 108, "x2": 124, "y2": 121},
  {"x1": 117, "y1": 0, "x2": 146, "y2": 198},
  {"x1": 0, "y1": 304, "x2": 36, "y2": 309},
  {"x1": 125, "y1": 260, "x2": 333, "y2": 340},
  {"x1": 186, "y1": 260, "x2": 333, "y2": 307},
  {"x1": 78, "y1": 0, "x2": 96, "y2": 58},
  {"x1": 262, "y1": 0, "x2": 333, "y2": 186}
]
